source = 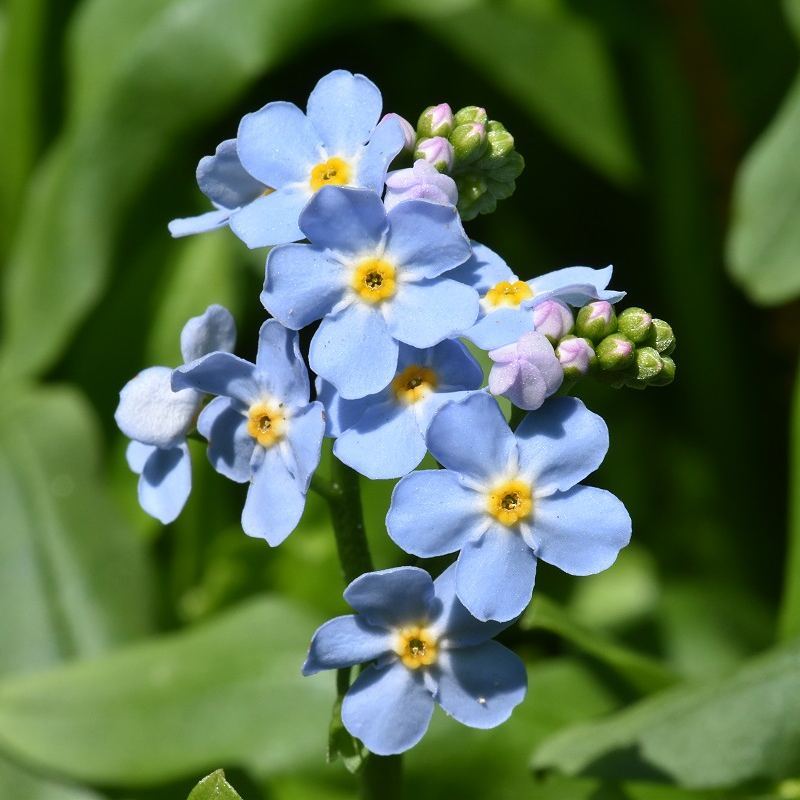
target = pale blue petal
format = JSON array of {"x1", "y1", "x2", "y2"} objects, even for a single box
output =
[
  {"x1": 284, "y1": 402, "x2": 325, "y2": 488},
  {"x1": 173, "y1": 352, "x2": 260, "y2": 406},
  {"x1": 254, "y1": 320, "x2": 311, "y2": 405},
  {"x1": 343, "y1": 567, "x2": 435, "y2": 628},
  {"x1": 515, "y1": 396, "x2": 609, "y2": 494},
  {"x1": 168, "y1": 208, "x2": 230, "y2": 238},
  {"x1": 180, "y1": 304, "x2": 236, "y2": 363},
  {"x1": 448, "y1": 241, "x2": 515, "y2": 292},
  {"x1": 425, "y1": 339, "x2": 484, "y2": 390},
  {"x1": 436, "y1": 642, "x2": 526, "y2": 728},
  {"x1": 464, "y1": 307, "x2": 533, "y2": 350},
  {"x1": 228, "y1": 188, "x2": 308, "y2": 248},
  {"x1": 126, "y1": 440, "x2": 154, "y2": 474},
  {"x1": 197, "y1": 398, "x2": 253, "y2": 484},
  {"x1": 530, "y1": 486, "x2": 631, "y2": 575},
  {"x1": 387, "y1": 470, "x2": 486, "y2": 557},
  {"x1": 302, "y1": 615, "x2": 392, "y2": 675},
  {"x1": 138, "y1": 443, "x2": 192, "y2": 525},
  {"x1": 529, "y1": 265, "x2": 625, "y2": 306},
  {"x1": 197, "y1": 139, "x2": 265, "y2": 208},
  {"x1": 315, "y1": 378, "x2": 378, "y2": 437},
  {"x1": 356, "y1": 115, "x2": 407, "y2": 192},
  {"x1": 415, "y1": 389, "x2": 479, "y2": 432},
  {"x1": 342, "y1": 661, "x2": 434, "y2": 756}
]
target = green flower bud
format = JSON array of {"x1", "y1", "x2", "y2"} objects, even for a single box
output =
[
  {"x1": 629, "y1": 346, "x2": 663, "y2": 383},
  {"x1": 595, "y1": 333, "x2": 635, "y2": 371},
  {"x1": 575, "y1": 301, "x2": 618, "y2": 342},
  {"x1": 617, "y1": 307, "x2": 653, "y2": 344},
  {"x1": 417, "y1": 103, "x2": 453, "y2": 139},
  {"x1": 453, "y1": 105, "x2": 488, "y2": 126},
  {"x1": 451, "y1": 122, "x2": 488, "y2": 165},
  {"x1": 649, "y1": 355, "x2": 676, "y2": 386},
  {"x1": 646, "y1": 318, "x2": 676, "y2": 355}
]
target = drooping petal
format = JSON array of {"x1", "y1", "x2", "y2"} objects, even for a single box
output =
[
  {"x1": 254, "y1": 320, "x2": 311, "y2": 405},
  {"x1": 197, "y1": 398, "x2": 253, "y2": 484},
  {"x1": 343, "y1": 567, "x2": 435, "y2": 629},
  {"x1": 342, "y1": 661, "x2": 435, "y2": 756},
  {"x1": 315, "y1": 378, "x2": 378, "y2": 437},
  {"x1": 228, "y1": 187, "x2": 309, "y2": 248},
  {"x1": 464, "y1": 307, "x2": 533, "y2": 350},
  {"x1": 306, "y1": 70, "x2": 382, "y2": 156},
  {"x1": 436, "y1": 642, "x2": 527, "y2": 728},
  {"x1": 283, "y1": 401, "x2": 325, "y2": 489},
  {"x1": 529, "y1": 485, "x2": 631, "y2": 575},
  {"x1": 426, "y1": 339, "x2": 484, "y2": 391},
  {"x1": 384, "y1": 201, "x2": 471, "y2": 279},
  {"x1": 448, "y1": 241, "x2": 515, "y2": 293},
  {"x1": 172, "y1": 352, "x2": 261, "y2": 407},
  {"x1": 168, "y1": 208, "x2": 231, "y2": 238},
  {"x1": 126, "y1": 440, "x2": 154, "y2": 474},
  {"x1": 310, "y1": 305, "x2": 398, "y2": 400},
  {"x1": 138, "y1": 443, "x2": 192, "y2": 524},
  {"x1": 515, "y1": 396, "x2": 609, "y2": 493},
  {"x1": 387, "y1": 470, "x2": 486, "y2": 557},
  {"x1": 356, "y1": 115, "x2": 408, "y2": 193},
  {"x1": 196, "y1": 139, "x2": 265, "y2": 209},
  {"x1": 180, "y1": 304, "x2": 237, "y2": 363},
  {"x1": 456, "y1": 527, "x2": 538, "y2": 622},
  {"x1": 529, "y1": 265, "x2": 625, "y2": 306},
  {"x1": 302, "y1": 615, "x2": 392, "y2": 675},
  {"x1": 386, "y1": 278, "x2": 479, "y2": 348}
]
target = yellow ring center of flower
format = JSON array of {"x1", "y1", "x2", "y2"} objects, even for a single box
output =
[
  {"x1": 484, "y1": 280, "x2": 533, "y2": 309},
  {"x1": 392, "y1": 365, "x2": 438, "y2": 405},
  {"x1": 246, "y1": 401, "x2": 286, "y2": 448},
  {"x1": 351, "y1": 258, "x2": 397, "y2": 304},
  {"x1": 486, "y1": 479, "x2": 533, "y2": 526},
  {"x1": 309, "y1": 157, "x2": 351, "y2": 191},
  {"x1": 394, "y1": 625, "x2": 438, "y2": 669}
]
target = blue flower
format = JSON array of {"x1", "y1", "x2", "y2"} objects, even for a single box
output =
[
  {"x1": 450, "y1": 242, "x2": 625, "y2": 350},
  {"x1": 262, "y1": 185, "x2": 478, "y2": 399},
  {"x1": 115, "y1": 305, "x2": 237, "y2": 523},
  {"x1": 386, "y1": 393, "x2": 631, "y2": 622},
  {"x1": 302, "y1": 564, "x2": 527, "y2": 755},
  {"x1": 318, "y1": 340, "x2": 483, "y2": 479},
  {"x1": 172, "y1": 320, "x2": 325, "y2": 545}
]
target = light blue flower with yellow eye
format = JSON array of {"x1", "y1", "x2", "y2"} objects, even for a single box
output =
[
  {"x1": 302, "y1": 563, "x2": 527, "y2": 756},
  {"x1": 386, "y1": 392, "x2": 631, "y2": 622},
  {"x1": 172, "y1": 319, "x2": 324, "y2": 546},
  {"x1": 262, "y1": 185, "x2": 478, "y2": 400},
  {"x1": 450, "y1": 242, "x2": 626, "y2": 350},
  {"x1": 115, "y1": 305, "x2": 236, "y2": 524},
  {"x1": 317, "y1": 340, "x2": 483, "y2": 479}
]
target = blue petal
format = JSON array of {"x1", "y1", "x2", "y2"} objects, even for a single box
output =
[
  {"x1": 284, "y1": 401, "x2": 325, "y2": 489},
  {"x1": 415, "y1": 389, "x2": 480, "y2": 433},
  {"x1": 237, "y1": 101, "x2": 323, "y2": 187},
  {"x1": 342, "y1": 661, "x2": 434, "y2": 756},
  {"x1": 241, "y1": 447, "x2": 306, "y2": 546},
  {"x1": 386, "y1": 277, "x2": 479, "y2": 348},
  {"x1": 228, "y1": 188, "x2": 308, "y2": 248},
  {"x1": 306, "y1": 70, "x2": 382, "y2": 156},
  {"x1": 436, "y1": 641, "x2": 527, "y2": 728},
  {"x1": 464, "y1": 307, "x2": 533, "y2": 350},
  {"x1": 172, "y1": 352, "x2": 260, "y2": 407},
  {"x1": 298, "y1": 186, "x2": 388, "y2": 256},
  {"x1": 384, "y1": 201, "x2": 471, "y2": 279},
  {"x1": 456, "y1": 527, "x2": 538, "y2": 622},
  {"x1": 262, "y1": 243, "x2": 345, "y2": 330},
  {"x1": 126, "y1": 440, "x2": 154, "y2": 474},
  {"x1": 302, "y1": 615, "x2": 392, "y2": 675},
  {"x1": 310, "y1": 304, "x2": 398, "y2": 399},
  {"x1": 254, "y1": 320, "x2": 311, "y2": 406},
  {"x1": 138, "y1": 443, "x2": 192, "y2": 524},
  {"x1": 315, "y1": 377, "x2": 378, "y2": 437},
  {"x1": 425, "y1": 339, "x2": 484, "y2": 391},
  {"x1": 343, "y1": 567, "x2": 435, "y2": 628},
  {"x1": 356, "y1": 115, "x2": 407, "y2": 192},
  {"x1": 425, "y1": 393, "x2": 516, "y2": 482},
  {"x1": 529, "y1": 265, "x2": 625, "y2": 306},
  {"x1": 333, "y1": 402, "x2": 425, "y2": 479},
  {"x1": 168, "y1": 208, "x2": 230, "y2": 238},
  {"x1": 197, "y1": 397, "x2": 253, "y2": 484},
  {"x1": 448, "y1": 241, "x2": 515, "y2": 292},
  {"x1": 387, "y1": 470, "x2": 486, "y2": 557},
  {"x1": 180, "y1": 304, "x2": 236, "y2": 364},
  {"x1": 197, "y1": 139, "x2": 265, "y2": 209},
  {"x1": 529, "y1": 485, "x2": 631, "y2": 575}
]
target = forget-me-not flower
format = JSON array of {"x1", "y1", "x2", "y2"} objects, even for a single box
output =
[
  {"x1": 317, "y1": 340, "x2": 483, "y2": 479},
  {"x1": 115, "y1": 305, "x2": 236, "y2": 523},
  {"x1": 302, "y1": 563, "x2": 527, "y2": 755},
  {"x1": 451, "y1": 242, "x2": 625, "y2": 350},
  {"x1": 262, "y1": 185, "x2": 478, "y2": 399},
  {"x1": 172, "y1": 320, "x2": 325, "y2": 545},
  {"x1": 387, "y1": 393, "x2": 631, "y2": 622}
]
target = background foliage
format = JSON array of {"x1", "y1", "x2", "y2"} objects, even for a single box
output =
[{"x1": 0, "y1": 0, "x2": 799, "y2": 797}]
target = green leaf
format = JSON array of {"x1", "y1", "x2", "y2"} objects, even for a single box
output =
[
  {"x1": 0, "y1": 756, "x2": 102, "y2": 800},
  {"x1": 532, "y1": 638, "x2": 800, "y2": 789},
  {"x1": 188, "y1": 770, "x2": 243, "y2": 800},
  {"x1": 0, "y1": 597, "x2": 333, "y2": 786},
  {"x1": 780, "y1": 357, "x2": 800, "y2": 640}
]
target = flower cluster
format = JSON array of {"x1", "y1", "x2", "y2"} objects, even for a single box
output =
[{"x1": 117, "y1": 70, "x2": 676, "y2": 758}]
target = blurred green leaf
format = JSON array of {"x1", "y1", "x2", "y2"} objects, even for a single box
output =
[
  {"x1": 327, "y1": 695, "x2": 367, "y2": 774},
  {"x1": 0, "y1": 597, "x2": 333, "y2": 786},
  {"x1": 188, "y1": 770, "x2": 243, "y2": 800},
  {"x1": 0, "y1": 757, "x2": 102, "y2": 800},
  {"x1": 532, "y1": 638, "x2": 800, "y2": 789}
]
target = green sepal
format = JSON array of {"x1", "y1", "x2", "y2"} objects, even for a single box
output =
[
  {"x1": 328, "y1": 695, "x2": 368, "y2": 774},
  {"x1": 647, "y1": 318, "x2": 676, "y2": 355},
  {"x1": 617, "y1": 307, "x2": 653, "y2": 344},
  {"x1": 188, "y1": 770, "x2": 243, "y2": 800}
]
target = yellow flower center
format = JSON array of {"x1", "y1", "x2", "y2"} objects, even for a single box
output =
[
  {"x1": 246, "y1": 402, "x2": 286, "y2": 448},
  {"x1": 394, "y1": 625, "x2": 438, "y2": 669},
  {"x1": 486, "y1": 479, "x2": 533, "y2": 526},
  {"x1": 309, "y1": 157, "x2": 351, "y2": 191},
  {"x1": 351, "y1": 258, "x2": 396, "y2": 304},
  {"x1": 392, "y1": 365, "x2": 438, "y2": 405},
  {"x1": 484, "y1": 280, "x2": 533, "y2": 309}
]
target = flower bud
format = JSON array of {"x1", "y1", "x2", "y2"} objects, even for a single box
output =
[
  {"x1": 384, "y1": 160, "x2": 458, "y2": 211},
  {"x1": 595, "y1": 333, "x2": 635, "y2": 371},
  {"x1": 476, "y1": 121, "x2": 515, "y2": 168},
  {"x1": 450, "y1": 122, "x2": 489, "y2": 165},
  {"x1": 575, "y1": 301, "x2": 618, "y2": 342},
  {"x1": 649, "y1": 355, "x2": 676, "y2": 386},
  {"x1": 417, "y1": 103, "x2": 453, "y2": 139},
  {"x1": 382, "y1": 113, "x2": 416, "y2": 153},
  {"x1": 629, "y1": 346, "x2": 663, "y2": 383},
  {"x1": 533, "y1": 299, "x2": 574, "y2": 342},
  {"x1": 617, "y1": 307, "x2": 653, "y2": 344},
  {"x1": 453, "y1": 105, "x2": 488, "y2": 126},
  {"x1": 414, "y1": 136, "x2": 454, "y2": 173},
  {"x1": 488, "y1": 331, "x2": 563, "y2": 411},
  {"x1": 556, "y1": 336, "x2": 596, "y2": 379},
  {"x1": 646, "y1": 318, "x2": 676, "y2": 355}
]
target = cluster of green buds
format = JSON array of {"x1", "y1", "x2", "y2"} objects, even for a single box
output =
[{"x1": 413, "y1": 103, "x2": 525, "y2": 220}]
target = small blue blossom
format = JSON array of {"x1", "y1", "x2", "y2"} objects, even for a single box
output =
[
  {"x1": 386, "y1": 393, "x2": 631, "y2": 622},
  {"x1": 115, "y1": 305, "x2": 237, "y2": 523},
  {"x1": 172, "y1": 320, "x2": 325, "y2": 545},
  {"x1": 262, "y1": 185, "x2": 478, "y2": 399},
  {"x1": 318, "y1": 340, "x2": 483, "y2": 479},
  {"x1": 450, "y1": 242, "x2": 626, "y2": 350},
  {"x1": 302, "y1": 564, "x2": 527, "y2": 755}
]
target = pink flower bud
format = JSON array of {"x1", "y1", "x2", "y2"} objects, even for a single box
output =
[
  {"x1": 384, "y1": 160, "x2": 458, "y2": 211},
  {"x1": 382, "y1": 113, "x2": 416, "y2": 153},
  {"x1": 414, "y1": 137, "x2": 454, "y2": 173},
  {"x1": 532, "y1": 299, "x2": 574, "y2": 342}
]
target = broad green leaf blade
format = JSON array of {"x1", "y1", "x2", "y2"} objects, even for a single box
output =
[
  {"x1": 188, "y1": 770, "x2": 243, "y2": 800},
  {"x1": 0, "y1": 597, "x2": 333, "y2": 786},
  {"x1": 780, "y1": 357, "x2": 800, "y2": 639},
  {"x1": 532, "y1": 639, "x2": 800, "y2": 789},
  {"x1": 0, "y1": 756, "x2": 102, "y2": 800}
]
